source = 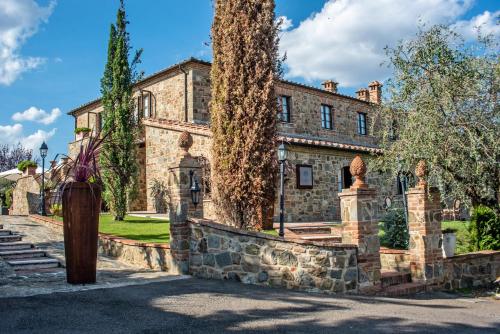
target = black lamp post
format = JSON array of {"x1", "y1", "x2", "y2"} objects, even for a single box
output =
[
  {"x1": 39, "y1": 141, "x2": 48, "y2": 216},
  {"x1": 278, "y1": 143, "x2": 288, "y2": 237},
  {"x1": 190, "y1": 170, "x2": 201, "y2": 208}
]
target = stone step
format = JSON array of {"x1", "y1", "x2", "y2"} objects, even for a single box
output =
[
  {"x1": 383, "y1": 282, "x2": 426, "y2": 297},
  {"x1": 0, "y1": 234, "x2": 22, "y2": 243},
  {"x1": 0, "y1": 242, "x2": 33, "y2": 251},
  {"x1": 7, "y1": 258, "x2": 60, "y2": 271},
  {"x1": 288, "y1": 226, "x2": 333, "y2": 235},
  {"x1": 0, "y1": 230, "x2": 12, "y2": 236},
  {"x1": 299, "y1": 234, "x2": 342, "y2": 242},
  {"x1": 0, "y1": 249, "x2": 46, "y2": 260},
  {"x1": 381, "y1": 271, "x2": 412, "y2": 288}
]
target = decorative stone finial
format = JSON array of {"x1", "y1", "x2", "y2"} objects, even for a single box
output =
[
  {"x1": 178, "y1": 131, "x2": 193, "y2": 153},
  {"x1": 349, "y1": 155, "x2": 368, "y2": 189},
  {"x1": 415, "y1": 160, "x2": 428, "y2": 189}
]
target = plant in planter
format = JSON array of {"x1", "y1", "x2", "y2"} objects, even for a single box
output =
[
  {"x1": 441, "y1": 228, "x2": 457, "y2": 258},
  {"x1": 17, "y1": 160, "x2": 38, "y2": 173},
  {"x1": 56, "y1": 132, "x2": 107, "y2": 284},
  {"x1": 74, "y1": 127, "x2": 92, "y2": 140}
]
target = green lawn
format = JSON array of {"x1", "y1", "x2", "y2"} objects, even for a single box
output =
[
  {"x1": 53, "y1": 214, "x2": 170, "y2": 244},
  {"x1": 262, "y1": 229, "x2": 279, "y2": 236}
]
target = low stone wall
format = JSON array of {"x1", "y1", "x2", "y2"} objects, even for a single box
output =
[
  {"x1": 11, "y1": 175, "x2": 40, "y2": 216},
  {"x1": 380, "y1": 247, "x2": 411, "y2": 273},
  {"x1": 29, "y1": 215, "x2": 173, "y2": 271},
  {"x1": 188, "y1": 218, "x2": 359, "y2": 294},
  {"x1": 441, "y1": 251, "x2": 500, "y2": 290}
]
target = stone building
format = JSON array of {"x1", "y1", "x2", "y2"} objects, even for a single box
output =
[{"x1": 68, "y1": 58, "x2": 400, "y2": 222}]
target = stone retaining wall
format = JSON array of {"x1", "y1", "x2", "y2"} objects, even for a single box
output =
[
  {"x1": 380, "y1": 247, "x2": 411, "y2": 273},
  {"x1": 11, "y1": 175, "x2": 41, "y2": 216},
  {"x1": 29, "y1": 215, "x2": 173, "y2": 271},
  {"x1": 188, "y1": 218, "x2": 359, "y2": 294},
  {"x1": 441, "y1": 251, "x2": 500, "y2": 290}
]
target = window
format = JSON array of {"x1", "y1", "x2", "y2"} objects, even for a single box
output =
[
  {"x1": 143, "y1": 94, "x2": 150, "y2": 118},
  {"x1": 277, "y1": 95, "x2": 291, "y2": 122},
  {"x1": 358, "y1": 112, "x2": 367, "y2": 135},
  {"x1": 342, "y1": 166, "x2": 353, "y2": 189},
  {"x1": 97, "y1": 113, "x2": 103, "y2": 132},
  {"x1": 321, "y1": 105, "x2": 333, "y2": 129}
]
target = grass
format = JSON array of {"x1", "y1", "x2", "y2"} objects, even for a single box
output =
[
  {"x1": 52, "y1": 214, "x2": 170, "y2": 244},
  {"x1": 262, "y1": 229, "x2": 279, "y2": 236}
]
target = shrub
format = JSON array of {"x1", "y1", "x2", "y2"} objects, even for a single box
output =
[
  {"x1": 16, "y1": 160, "x2": 37, "y2": 172},
  {"x1": 51, "y1": 204, "x2": 62, "y2": 217},
  {"x1": 380, "y1": 208, "x2": 409, "y2": 249},
  {"x1": 4, "y1": 187, "x2": 13, "y2": 208},
  {"x1": 469, "y1": 206, "x2": 500, "y2": 251},
  {"x1": 150, "y1": 179, "x2": 168, "y2": 214},
  {"x1": 74, "y1": 127, "x2": 91, "y2": 134}
]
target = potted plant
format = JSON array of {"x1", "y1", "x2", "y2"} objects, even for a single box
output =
[
  {"x1": 59, "y1": 132, "x2": 106, "y2": 284},
  {"x1": 74, "y1": 127, "x2": 91, "y2": 141},
  {"x1": 17, "y1": 160, "x2": 38, "y2": 176},
  {"x1": 441, "y1": 228, "x2": 457, "y2": 258}
]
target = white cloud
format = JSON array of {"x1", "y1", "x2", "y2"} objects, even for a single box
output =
[
  {"x1": 280, "y1": 0, "x2": 497, "y2": 87},
  {"x1": 0, "y1": 0, "x2": 56, "y2": 85},
  {"x1": 12, "y1": 106, "x2": 61, "y2": 125},
  {"x1": 277, "y1": 16, "x2": 293, "y2": 31},
  {"x1": 0, "y1": 123, "x2": 56, "y2": 151},
  {"x1": 452, "y1": 10, "x2": 500, "y2": 40}
]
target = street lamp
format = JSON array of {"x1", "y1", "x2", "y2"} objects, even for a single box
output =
[
  {"x1": 278, "y1": 142, "x2": 288, "y2": 237},
  {"x1": 190, "y1": 170, "x2": 201, "y2": 208},
  {"x1": 39, "y1": 142, "x2": 48, "y2": 216}
]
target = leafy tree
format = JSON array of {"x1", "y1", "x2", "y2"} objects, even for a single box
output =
[
  {"x1": 99, "y1": 0, "x2": 142, "y2": 221},
  {"x1": 210, "y1": 0, "x2": 281, "y2": 229},
  {"x1": 469, "y1": 205, "x2": 500, "y2": 251},
  {"x1": 0, "y1": 143, "x2": 32, "y2": 172},
  {"x1": 373, "y1": 25, "x2": 499, "y2": 212}
]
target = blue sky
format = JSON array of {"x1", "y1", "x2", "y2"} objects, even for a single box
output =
[{"x1": 0, "y1": 0, "x2": 498, "y2": 161}]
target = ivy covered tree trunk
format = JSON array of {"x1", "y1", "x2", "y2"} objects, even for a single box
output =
[
  {"x1": 210, "y1": 0, "x2": 281, "y2": 229},
  {"x1": 99, "y1": 0, "x2": 142, "y2": 221}
]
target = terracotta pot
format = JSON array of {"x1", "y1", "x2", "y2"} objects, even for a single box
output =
[{"x1": 62, "y1": 182, "x2": 101, "y2": 284}]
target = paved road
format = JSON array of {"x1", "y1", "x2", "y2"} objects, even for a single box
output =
[{"x1": 1, "y1": 278, "x2": 499, "y2": 333}]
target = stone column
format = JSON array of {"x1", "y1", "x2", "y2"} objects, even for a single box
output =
[
  {"x1": 338, "y1": 155, "x2": 381, "y2": 291},
  {"x1": 168, "y1": 131, "x2": 203, "y2": 274},
  {"x1": 407, "y1": 160, "x2": 443, "y2": 284}
]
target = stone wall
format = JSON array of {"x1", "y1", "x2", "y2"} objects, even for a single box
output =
[
  {"x1": 188, "y1": 218, "x2": 359, "y2": 294},
  {"x1": 29, "y1": 215, "x2": 174, "y2": 271},
  {"x1": 11, "y1": 175, "x2": 41, "y2": 216},
  {"x1": 380, "y1": 248, "x2": 411, "y2": 273},
  {"x1": 441, "y1": 251, "x2": 500, "y2": 290}
]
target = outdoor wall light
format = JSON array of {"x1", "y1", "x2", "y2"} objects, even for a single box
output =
[{"x1": 190, "y1": 170, "x2": 201, "y2": 208}]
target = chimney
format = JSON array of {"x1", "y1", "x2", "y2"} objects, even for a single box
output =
[
  {"x1": 368, "y1": 81, "x2": 382, "y2": 104},
  {"x1": 322, "y1": 80, "x2": 338, "y2": 93},
  {"x1": 356, "y1": 88, "x2": 370, "y2": 102}
]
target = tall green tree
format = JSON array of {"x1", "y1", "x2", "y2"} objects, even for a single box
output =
[
  {"x1": 100, "y1": 0, "x2": 142, "y2": 220},
  {"x1": 373, "y1": 25, "x2": 499, "y2": 211},
  {"x1": 210, "y1": 0, "x2": 281, "y2": 229}
]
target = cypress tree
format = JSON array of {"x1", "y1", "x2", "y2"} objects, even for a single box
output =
[
  {"x1": 100, "y1": 0, "x2": 142, "y2": 221},
  {"x1": 210, "y1": 0, "x2": 281, "y2": 228}
]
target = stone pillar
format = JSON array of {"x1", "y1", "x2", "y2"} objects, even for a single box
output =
[
  {"x1": 408, "y1": 160, "x2": 443, "y2": 284},
  {"x1": 338, "y1": 155, "x2": 381, "y2": 291},
  {"x1": 168, "y1": 131, "x2": 203, "y2": 274}
]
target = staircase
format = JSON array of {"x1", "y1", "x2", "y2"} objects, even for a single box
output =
[
  {"x1": 380, "y1": 270, "x2": 426, "y2": 297},
  {"x1": 0, "y1": 224, "x2": 61, "y2": 273}
]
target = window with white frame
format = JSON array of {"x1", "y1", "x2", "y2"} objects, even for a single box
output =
[{"x1": 321, "y1": 104, "x2": 333, "y2": 129}]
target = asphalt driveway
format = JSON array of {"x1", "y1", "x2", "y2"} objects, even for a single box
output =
[{"x1": 1, "y1": 278, "x2": 499, "y2": 333}]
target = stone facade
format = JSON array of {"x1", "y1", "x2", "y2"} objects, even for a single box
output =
[
  {"x1": 11, "y1": 173, "x2": 41, "y2": 216},
  {"x1": 189, "y1": 218, "x2": 359, "y2": 293},
  {"x1": 380, "y1": 248, "x2": 411, "y2": 273},
  {"x1": 68, "y1": 58, "x2": 401, "y2": 222}
]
